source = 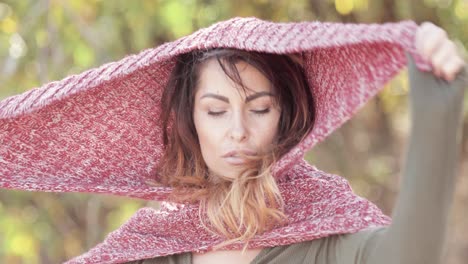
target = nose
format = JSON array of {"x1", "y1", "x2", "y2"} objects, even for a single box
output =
[{"x1": 229, "y1": 112, "x2": 248, "y2": 142}]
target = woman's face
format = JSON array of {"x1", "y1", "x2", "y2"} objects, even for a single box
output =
[{"x1": 193, "y1": 59, "x2": 281, "y2": 179}]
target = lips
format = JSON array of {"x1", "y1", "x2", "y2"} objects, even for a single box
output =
[
  {"x1": 222, "y1": 150, "x2": 257, "y2": 165},
  {"x1": 223, "y1": 156, "x2": 248, "y2": 165},
  {"x1": 222, "y1": 150, "x2": 257, "y2": 158}
]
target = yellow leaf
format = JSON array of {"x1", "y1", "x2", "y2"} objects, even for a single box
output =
[
  {"x1": 455, "y1": 1, "x2": 468, "y2": 20},
  {"x1": 160, "y1": 0, "x2": 194, "y2": 37},
  {"x1": 7, "y1": 232, "x2": 38, "y2": 263},
  {"x1": 73, "y1": 43, "x2": 95, "y2": 67},
  {"x1": 335, "y1": 0, "x2": 354, "y2": 15},
  {"x1": 1, "y1": 17, "x2": 16, "y2": 33}
]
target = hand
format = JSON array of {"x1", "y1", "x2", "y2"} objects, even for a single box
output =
[{"x1": 415, "y1": 22, "x2": 465, "y2": 81}]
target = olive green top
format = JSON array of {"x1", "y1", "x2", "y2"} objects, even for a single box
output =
[
  {"x1": 126, "y1": 227, "x2": 386, "y2": 264},
  {"x1": 124, "y1": 56, "x2": 467, "y2": 264}
]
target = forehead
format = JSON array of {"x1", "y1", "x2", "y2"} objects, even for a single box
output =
[{"x1": 196, "y1": 59, "x2": 273, "y2": 97}]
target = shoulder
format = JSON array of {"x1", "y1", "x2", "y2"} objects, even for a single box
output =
[{"x1": 274, "y1": 227, "x2": 386, "y2": 264}]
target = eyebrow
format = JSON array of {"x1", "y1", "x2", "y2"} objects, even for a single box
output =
[{"x1": 200, "y1": 91, "x2": 274, "y2": 103}]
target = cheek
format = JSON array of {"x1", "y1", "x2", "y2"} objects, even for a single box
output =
[
  {"x1": 194, "y1": 113, "x2": 221, "y2": 143},
  {"x1": 252, "y1": 111, "x2": 281, "y2": 147},
  {"x1": 193, "y1": 112, "x2": 221, "y2": 164}
]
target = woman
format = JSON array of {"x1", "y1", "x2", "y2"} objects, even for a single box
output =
[
  {"x1": 0, "y1": 18, "x2": 465, "y2": 263},
  {"x1": 155, "y1": 48, "x2": 316, "y2": 263},
  {"x1": 122, "y1": 22, "x2": 466, "y2": 264}
]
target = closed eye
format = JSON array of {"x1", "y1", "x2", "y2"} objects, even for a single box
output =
[
  {"x1": 208, "y1": 111, "x2": 226, "y2": 117},
  {"x1": 251, "y1": 108, "x2": 270, "y2": 115},
  {"x1": 207, "y1": 108, "x2": 270, "y2": 117}
]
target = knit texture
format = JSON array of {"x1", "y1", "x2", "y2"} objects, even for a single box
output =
[{"x1": 0, "y1": 17, "x2": 430, "y2": 263}]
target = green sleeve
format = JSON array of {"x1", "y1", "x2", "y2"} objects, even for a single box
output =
[{"x1": 358, "y1": 55, "x2": 467, "y2": 264}]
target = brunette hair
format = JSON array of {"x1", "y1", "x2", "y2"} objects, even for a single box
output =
[{"x1": 158, "y1": 48, "x2": 316, "y2": 250}]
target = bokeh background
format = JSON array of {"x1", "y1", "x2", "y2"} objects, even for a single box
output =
[{"x1": 0, "y1": 0, "x2": 467, "y2": 263}]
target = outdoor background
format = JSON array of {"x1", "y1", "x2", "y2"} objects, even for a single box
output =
[{"x1": 0, "y1": 0, "x2": 467, "y2": 263}]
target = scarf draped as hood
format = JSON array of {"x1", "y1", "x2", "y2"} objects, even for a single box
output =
[{"x1": 0, "y1": 17, "x2": 430, "y2": 263}]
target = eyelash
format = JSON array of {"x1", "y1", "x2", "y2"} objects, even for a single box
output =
[{"x1": 208, "y1": 108, "x2": 270, "y2": 117}]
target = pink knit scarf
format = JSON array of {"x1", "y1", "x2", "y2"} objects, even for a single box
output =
[{"x1": 0, "y1": 17, "x2": 429, "y2": 263}]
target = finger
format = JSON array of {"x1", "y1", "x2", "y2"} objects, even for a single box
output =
[
  {"x1": 420, "y1": 21, "x2": 438, "y2": 30},
  {"x1": 417, "y1": 22, "x2": 436, "y2": 39},
  {"x1": 420, "y1": 27, "x2": 447, "y2": 61},
  {"x1": 415, "y1": 23, "x2": 431, "y2": 53},
  {"x1": 431, "y1": 40, "x2": 456, "y2": 77},
  {"x1": 442, "y1": 57, "x2": 465, "y2": 81}
]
